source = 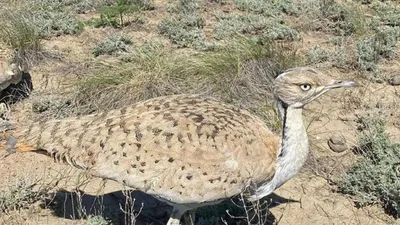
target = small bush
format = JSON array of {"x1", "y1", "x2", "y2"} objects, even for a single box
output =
[
  {"x1": 233, "y1": 0, "x2": 282, "y2": 16},
  {"x1": 23, "y1": 1, "x2": 84, "y2": 38},
  {"x1": 356, "y1": 27, "x2": 400, "y2": 80},
  {"x1": 306, "y1": 46, "x2": 330, "y2": 64},
  {"x1": 92, "y1": 35, "x2": 133, "y2": 57},
  {"x1": 51, "y1": 0, "x2": 114, "y2": 13},
  {"x1": 372, "y1": 1, "x2": 400, "y2": 27},
  {"x1": 95, "y1": 0, "x2": 143, "y2": 28},
  {"x1": 0, "y1": 177, "x2": 48, "y2": 213},
  {"x1": 168, "y1": 0, "x2": 202, "y2": 14},
  {"x1": 158, "y1": 14, "x2": 210, "y2": 49},
  {"x1": 34, "y1": 11, "x2": 84, "y2": 38},
  {"x1": 299, "y1": 0, "x2": 367, "y2": 36},
  {"x1": 213, "y1": 13, "x2": 300, "y2": 41},
  {"x1": 86, "y1": 215, "x2": 111, "y2": 225},
  {"x1": 339, "y1": 114, "x2": 400, "y2": 218}
]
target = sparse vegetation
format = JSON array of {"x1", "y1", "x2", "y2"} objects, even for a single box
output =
[
  {"x1": 86, "y1": 215, "x2": 112, "y2": 225},
  {"x1": 340, "y1": 114, "x2": 400, "y2": 218},
  {"x1": 158, "y1": 14, "x2": 208, "y2": 49},
  {"x1": 93, "y1": 34, "x2": 133, "y2": 57},
  {"x1": 306, "y1": 46, "x2": 330, "y2": 64},
  {"x1": 74, "y1": 37, "x2": 299, "y2": 131},
  {"x1": 356, "y1": 27, "x2": 400, "y2": 81},
  {"x1": 93, "y1": 0, "x2": 144, "y2": 28},
  {"x1": 158, "y1": 0, "x2": 211, "y2": 49},
  {"x1": 27, "y1": 1, "x2": 84, "y2": 38},
  {"x1": 0, "y1": 0, "x2": 400, "y2": 224},
  {"x1": 0, "y1": 177, "x2": 48, "y2": 213},
  {"x1": 0, "y1": 9, "x2": 41, "y2": 61},
  {"x1": 213, "y1": 13, "x2": 300, "y2": 41}
]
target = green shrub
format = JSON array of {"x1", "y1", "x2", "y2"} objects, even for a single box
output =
[
  {"x1": 340, "y1": 114, "x2": 400, "y2": 218},
  {"x1": 158, "y1": 0, "x2": 211, "y2": 49},
  {"x1": 47, "y1": 0, "x2": 113, "y2": 13},
  {"x1": 306, "y1": 46, "x2": 330, "y2": 64},
  {"x1": 168, "y1": 0, "x2": 202, "y2": 14},
  {"x1": 233, "y1": 0, "x2": 282, "y2": 16},
  {"x1": 356, "y1": 27, "x2": 400, "y2": 80},
  {"x1": 22, "y1": 1, "x2": 84, "y2": 38},
  {"x1": 158, "y1": 14, "x2": 210, "y2": 49},
  {"x1": 92, "y1": 35, "x2": 133, "y2": 57},
  {"x1": 33, "y1": 11, "x2": 84, "y2": 38},
  {"x1": 318, "y1": 0, "x2": 367, "y2": 36},
  {"x1": 234, "y1": 0, "x2": 300, "y2": 16},
  {"x1": 213, "y1": 13, "x2": 300, "y2": 41},
  {"x1": 372, "y1": 1, "x2": 400, "y2": 27},
  {"x1": 96, "y1": 0, "x2": 142, "y2": 28}
]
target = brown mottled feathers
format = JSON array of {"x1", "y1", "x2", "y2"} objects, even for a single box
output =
[{"x1": 17, "y1": 94, "x2": 279, "y2": 204}]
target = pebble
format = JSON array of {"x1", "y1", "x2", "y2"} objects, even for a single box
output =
[
  {"x1": 388, "y1": 75, "x2": 400, "y2": 86},
  {"x1": 328, "y1": 134, "x2": 348, "y2": 153}
]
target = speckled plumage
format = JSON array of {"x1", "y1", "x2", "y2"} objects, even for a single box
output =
[
  {"x1": 11, "y1": 67, "x2": 359, "y2": 225},
  {"x1": 18, "y1": 94, "x2": 279, "y2": 204}
]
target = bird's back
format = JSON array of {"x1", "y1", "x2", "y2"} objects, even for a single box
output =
[{"x1": 17, "y1": 94, "x2": 279, "y2": 204}]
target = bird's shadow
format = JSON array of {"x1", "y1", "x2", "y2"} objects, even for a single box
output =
[
  {"x1": 0, "y1": 71, "x2": 33, "y2": 105},
  {"x1": 43, "y1": 189, "x2": 295, "y2": 225}
]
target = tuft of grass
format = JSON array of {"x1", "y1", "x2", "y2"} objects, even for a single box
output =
[
  {"x1": 72, "y1": 37, "x2": 300, "y2": 131},
  {"x1": 0, "y1": 9, "x2": 42, "y2": 62},
  {"x1": 297, "y1": 0, "x2": 368, "y2": 37},
  {"x1": 92, "y1": 34, "x2": 133, "y2": 57},
  {"x1": 213, "y1": 13, "x2": 300, "y2": 41},
  {"x1": 339, "y1": 114, "x2": 400, "y2": 218}
]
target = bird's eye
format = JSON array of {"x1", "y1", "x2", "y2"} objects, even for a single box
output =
[{"x1": 300, "y1": 83, "x2": 311, "y2": 91}]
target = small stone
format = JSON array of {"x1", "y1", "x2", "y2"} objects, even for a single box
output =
[
  {"x1": 328, "y1": 134, "x2": 348, "y2": 153},
  {"x1": 388, "y1": 75, "x2": 400, "y2": 86},
  {"x1": 376, "y1": 101, "x2": 385, "y2": 109}
]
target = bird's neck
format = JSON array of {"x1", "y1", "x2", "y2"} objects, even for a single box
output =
[{"x1": 250, "y1": 99, "x2": 309, "y2": 201}]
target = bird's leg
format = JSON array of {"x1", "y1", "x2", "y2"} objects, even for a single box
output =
[
  {"x1": 182, "y1": 209, "x2": 196, "y2": 225},
  {"x1": 167, "y1": 207, "x2": 187, "y2": 225}
]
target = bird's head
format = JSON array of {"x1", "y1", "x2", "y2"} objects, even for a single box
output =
[{"x1": 274, "y1": 67, "x2": 359, "y2": 108}]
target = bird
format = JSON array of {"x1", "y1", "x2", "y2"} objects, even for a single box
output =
[{"x1": 3, "y1": 67, "x2": 359, "y2": 225}]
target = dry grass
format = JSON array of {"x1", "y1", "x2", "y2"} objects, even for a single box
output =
[
  {"x1": 71, "y1": 37, "x2": 301, "y2": 131},
  {"x1": 0, "y1": 8, "x2": 42, "y2": 66}
]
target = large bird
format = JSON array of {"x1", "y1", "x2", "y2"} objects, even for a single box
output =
[{"x1": 5, "y1": 67, "x2": 359, "y2": 224}]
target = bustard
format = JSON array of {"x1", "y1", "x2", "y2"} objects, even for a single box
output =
[{"x1": 6, "y1": 67, "x2": 359, "y2": 225}]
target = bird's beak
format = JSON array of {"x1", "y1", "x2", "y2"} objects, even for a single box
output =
[{"x1": 325, "y1": 80, "x2": 360, "y2": 89}]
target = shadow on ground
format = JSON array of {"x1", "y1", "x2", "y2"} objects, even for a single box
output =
[
  {"x1": 44, "y1": 189, "x2": 295, "y2": 225},
  {"x1": 0, "y1": 71, "x2": 33, "y2": 105}
]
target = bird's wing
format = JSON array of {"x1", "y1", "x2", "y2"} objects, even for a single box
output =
[{"x1": 16, "y1": 94, "x2": 279, "y2": 204}]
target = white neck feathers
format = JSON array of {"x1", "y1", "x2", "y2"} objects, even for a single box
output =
[{"x1": 249, "y1": 102, "x2": 309, "y2": 201}]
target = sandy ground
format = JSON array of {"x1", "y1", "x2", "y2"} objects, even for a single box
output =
[{"x1": 0, "y1": 1, "x2": 399, "y2": 224}]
